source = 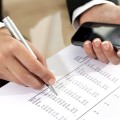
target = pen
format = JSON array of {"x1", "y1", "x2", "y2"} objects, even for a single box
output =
[{"x1": 3, "y1": 16, "x2": 58, "y2": 96}]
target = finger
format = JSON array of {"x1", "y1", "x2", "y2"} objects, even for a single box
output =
[
  {"x1": 3, "y1": 68, "x2": 25, "y2": 86},
  {"x1": 102, "y1": 41, "x2": 120, "y2": 65},
  {"x1": 13, "y1": 42, "x2": 55, "y2": 85},
  {"x1": 117, "y1": 50, "x2": 120, "y2": 58},
  {"x1": 83, "y1": 40, "x2": 97, "y2": 59},
  {"x1": 6, "y1": 56, "x2": 44, "y2": 89},
  {"x1": 92, "y1": 38, "x2": 109, "y2": 63},
  {"x1": 0, "y1": 64, "x2": 25, "y2": 86},
  {"x1": 27, "y1": 41, "x2": 47, "y2": 66}
]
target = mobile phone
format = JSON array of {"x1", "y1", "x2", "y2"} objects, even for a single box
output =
[{"x1": 72, "y1": 22, "x2": 120, "y2": 50}]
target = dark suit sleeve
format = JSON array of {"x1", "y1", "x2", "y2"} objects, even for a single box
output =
[
  {"x1": 66, "y1": 0, "x2": 119, "y2": 22},
  {"x1": 0, "y1": 0, "x2": 3, "y2": 22}
]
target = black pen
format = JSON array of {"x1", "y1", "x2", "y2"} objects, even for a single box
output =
[{"x1": 3, "y1": 16, "x2": 58, "y2": 96}]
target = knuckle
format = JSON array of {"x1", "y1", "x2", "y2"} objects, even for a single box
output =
[
  {"x1": 29, "y1": 62, "x2": 40, "y2": 73},
  {"x1": 19, "y1": 74, "x2": 31, "y2": 83},
  {"x1": 41, "y1": 70, "x2": 51, "y2": 81},
  {"x1": 106, "y1": 54, "x2": 112, "y2": 58},
  {"x1": 42, "y1": 72, "x2": 49, "y2": 80},
  {"x1": 8, "y1": 40, "x2": 18, "y2": 52}
]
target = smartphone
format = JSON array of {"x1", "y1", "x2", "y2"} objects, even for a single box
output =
[{"x1": 72, "y1": 22, "x2": 120, "y2": 50}]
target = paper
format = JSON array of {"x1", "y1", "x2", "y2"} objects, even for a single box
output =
[
  {"x1": 30, "y1": 12, "x2": 65, "y2": 58},
  {"x1": 0, "y1": 45, "x2": 120, "y2": 120}
]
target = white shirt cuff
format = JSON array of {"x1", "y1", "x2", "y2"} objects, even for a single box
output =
[
  {"x1": 72, "y1": 0, "x2": 115, "y2": 30},
  {"x1": 0, "y1": 22, "x2": 5, "y2": 28}
]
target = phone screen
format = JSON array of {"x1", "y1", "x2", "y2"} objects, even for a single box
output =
[{"x1": 72, "y1": 22, "x2": 120, "y2": 49}]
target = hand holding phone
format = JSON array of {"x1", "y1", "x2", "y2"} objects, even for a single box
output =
[
  {"x1": 72, "y1": 22, "x2": 120, "y2": 65},
  {"x1": 72, "y1": 22, "x2": 120, "y2": 50}
]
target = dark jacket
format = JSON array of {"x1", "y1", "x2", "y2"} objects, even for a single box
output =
[
  {"x1": 66, "y1": 0, "x2": 118, "y2": 22},
  {"x1": 0, "y1": 0, "x2": 3, "y2": 21}
]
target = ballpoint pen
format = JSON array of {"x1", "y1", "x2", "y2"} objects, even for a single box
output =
[{"x1": 3, "y1": 16, "x2": 58, "y2": 96}]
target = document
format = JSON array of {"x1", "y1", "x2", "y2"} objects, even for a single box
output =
[{"x1": 0, "y1": 45, "x2": 120, "y2": 120}]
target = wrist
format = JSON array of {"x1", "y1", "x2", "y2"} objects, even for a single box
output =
[
  {"x1": 79, "y1": 4, "x2": 104, "y2": 25},
  {"x1": 79, "y1": 3, "x2": 118, "y2": 25},
  {"x1": 114, "y1": 6, "x2": 120, "y2": 24}
]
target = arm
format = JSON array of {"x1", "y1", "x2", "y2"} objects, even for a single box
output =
[
  {"x1": 66, "y1": 0, "x2": 118, "y2": 29},
  {"x1": 66, "y1": 0, "x2": 118, "y2": 22}
]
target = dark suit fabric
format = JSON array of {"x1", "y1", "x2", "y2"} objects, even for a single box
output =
[
  {"x1": 0, "y1": 0, "x2": 3, "y2": 22},
  {"x1": 66, "y1": 0, "x2": 118, "y2": 22}
]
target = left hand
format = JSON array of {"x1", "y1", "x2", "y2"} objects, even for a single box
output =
[
  {"x1": 79, "y1": 3, "x2": 120, "y2": 65},
  {"x1": 83, "y1": 38, "x2": 120, "y2": 64}
]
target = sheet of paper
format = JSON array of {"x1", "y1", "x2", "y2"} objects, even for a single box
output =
[{"x1": 0, "y1": 45, "x2": 120, "y2": 120}]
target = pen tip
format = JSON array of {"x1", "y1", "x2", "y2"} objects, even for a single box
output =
[
  {"x1": 47, "y1": 85, "x2": 58, "y2": 96},
  {"x1": 54, "y1": 91, "x2": 58, "y2": 96},
  {"x1": 52, "y1": 88, "x2": 58, "y2": 96}
]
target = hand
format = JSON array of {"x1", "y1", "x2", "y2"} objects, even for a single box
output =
[
  {"x1": 0, "y1": 27, "x2": 55, "y2": 89},
  {"x1": 83, "y1": 38, "x2": 120, "y2": 64},
  {"x1": 80, "y1": 3, "x2": 120, "y2": 64}
]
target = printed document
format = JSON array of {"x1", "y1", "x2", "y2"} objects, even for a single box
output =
[{"x1": 0, "y1": 45, "x2": 120, "y2": 120}]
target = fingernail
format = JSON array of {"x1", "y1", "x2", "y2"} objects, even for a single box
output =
[
  {"x1": 117, "y1": 50, "x2": 120, "y2": 57},
  {"x1": 102, "y1": 41, "x2": 110, "y2": 51},
  {"x1": 94, "y1": 38, "x2": 101, "y2": 48},
  {"x1": 84, "y1": 41, "x2": 91, "y2": 48},
  {"x1": 48, "y1": 79, "x2": 55, "y2": 85}
]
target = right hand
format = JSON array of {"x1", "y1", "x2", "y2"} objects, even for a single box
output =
[{"x1": 0, "y1": 27, "x2": 55, "y2": 89}]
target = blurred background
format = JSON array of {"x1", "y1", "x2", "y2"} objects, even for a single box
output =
[
  {"x1": 2, "y1": 0, "x2": 120, "y2": 59},
  {"x1": 2, "y1": 0, "x2": 74, "y2": 58}
]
